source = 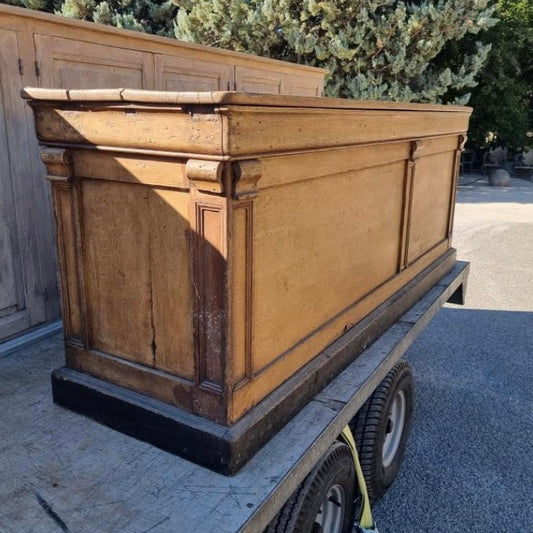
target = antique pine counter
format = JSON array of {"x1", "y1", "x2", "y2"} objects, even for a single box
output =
[{"x1": 23, "y1": 88, "x2": 471, "y2": 473}]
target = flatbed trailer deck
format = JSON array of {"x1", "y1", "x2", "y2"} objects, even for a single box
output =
[{"x1": 0, "y1": 262, "x2": 468, "y2": 533}]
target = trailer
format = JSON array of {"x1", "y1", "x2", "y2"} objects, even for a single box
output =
[
  {"x1": 0, "y1": 84, "x2": 471, "y2": 532},
  {"x1": 1, "y1": 9, "x2": 472, "y2": 530},
  {"x1": 0, "y1": 260, "x2": 468, "y2": 533}
]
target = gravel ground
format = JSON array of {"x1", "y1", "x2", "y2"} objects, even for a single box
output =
[{"x1": 372, "y1": 177, "x2": 533, "y2": 532}]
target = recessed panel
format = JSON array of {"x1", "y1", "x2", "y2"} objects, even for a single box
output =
[
  {"x1": 407, "y1": 151, "x2": 455, "y2": 263},
  {"x1": 150, "y1": 188, "x2": 195, "y2": 379},
  {"x1": 235, "y1": 66, "x2": 283, "y2": 94},
  {"x1": 82, "y1": 180, "x2": 153, "y2": 365},
  {"x1": 156, "y1": 55, "x2": 232, "y2": 92},
  {"x1": 252, "y1": 161, "x2": 405, "y2": 372},
  {"x1": 35, "y1": 35, "x2": 145, "y2": 89}
]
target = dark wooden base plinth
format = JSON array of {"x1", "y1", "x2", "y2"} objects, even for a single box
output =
[{"x1": 52, "y1": 249, "x2": 457, "y2": 475}]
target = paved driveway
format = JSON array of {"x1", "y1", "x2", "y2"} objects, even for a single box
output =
[{"x1": 372, "y1": 177, "x2": 533, "y2": 532}]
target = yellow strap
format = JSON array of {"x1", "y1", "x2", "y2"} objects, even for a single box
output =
[{"x1": 340, "y1": 425, "x2": 375, "y2": 530}]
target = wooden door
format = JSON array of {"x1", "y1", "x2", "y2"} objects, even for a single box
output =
[
  {"x1": 235, "y1": 66, "x2": 284, "y2": 94},
  {"x1": 34, "y1": 34, "x2": 153, "y2": 89},
  {"x1": 0, "y1": 29, "x2": 55, "y2": 340},
  {"x1": 155, "y1": 54, "x2": 233, "y2": 91}
]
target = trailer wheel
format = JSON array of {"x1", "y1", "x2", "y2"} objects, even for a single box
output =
[
  {"x1": 349, "y1": 359, "x2": 414, "y2": 501},
  {"x1": 265, "y1": 441, "x2": 357, "y2": 533}
]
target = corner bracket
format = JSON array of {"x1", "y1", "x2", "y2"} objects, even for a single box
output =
[
  {"x1": 409, "y1": 140, "x2": 421, "y2": 162},
  {"x1": 186, "y1": 159, "x2": 224, "y2": 194},
  {"x1": 41, "y1": 147, "x2": 72, "y2": 182},
  {"x1": 233, "y1": 160, "x2": 262, "y2": 200}
]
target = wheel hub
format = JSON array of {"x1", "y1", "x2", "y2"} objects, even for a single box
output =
[
  {"x1": 382, "y1": 390, "x2": 406, "y2": 468},
  {"x1": 314, "y1": 483, "x2": 345, "y2": 533}
]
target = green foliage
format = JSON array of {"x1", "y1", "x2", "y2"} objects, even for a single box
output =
[
  {"x1": 3, "y1": 0, "x2": 178, "y2": 36},
  {"x1": 57, "y1": 0, "x2": 177, "y2": 36},
  {"x1": 4, "y1": 0, "x2": 61, "y2": 11},
  {"x1": 467, "y1": 0, "x2": 533, "y2": 150},
  {"x1": 11, "y1": 0, "x2": 515, "y2": 145},
  {"x1": 173, "y1": 0, "x2": 497, "y2": 104}
]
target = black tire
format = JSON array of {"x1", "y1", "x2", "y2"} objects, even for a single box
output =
[
  {"x1": 349, "y1": 359, "x2": 414, "y2": 501},
  {"x1": 265, "y1": 441, "x2": 357, "y2": 533}
]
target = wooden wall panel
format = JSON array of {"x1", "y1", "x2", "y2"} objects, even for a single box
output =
[
  {"x1": 81, "y1": 180, "x2": 154, "y2": 364},
  {"x1": 284, "y1": 73, "x2": 321, "y2": 97},
  {"x1": 0, "y1": 28, "x2": 47, "y2": 340},
  {"x1": 235, "y1": 66, "x2": 284, "y2": 94},
  {"x1": 149, "y1": 188, "x2": 195, "y2": 380},
  {"x1": 0, "y1": 51, "x2": 23, "y2": 320},
  {"x1": 155, "y1": 55, "x2": 232, "y2": 91},
  {"x1": 21, "y1": 46, "x2": 62, "y2": 327},
  {"x1": 407, "y1": 150, "x2": 456, "y2": 263},
  {"x1": 34, "y1": 35, "x2": 149, "y2": 89},
  {"x1": 251, "y1": 162, "x2": 405, "y2": 373},
  {"x1": 78, "y1": 181, "x2": 196, "y2": 380}
]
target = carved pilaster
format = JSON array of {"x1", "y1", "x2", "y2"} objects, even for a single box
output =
[
  {"x1": 187, "y1": 158, "x2": 228, "y2": 409},
  {"x1": 398, "y1": 140, "x2": 421, "y2": 271},
  {"x1": 41, "y1": 147, "x2": 72, "y2": 183},
  {"x1": 229, "y1": 160, "x2": 261, "y2": 390},
  {"x1": 447, "y1": 135, "x2": 467, "y2": 239},
  {"x1": 42, "y1": 147, "x2": 86, "y2": 344},
  {"x1": 230, "y1": 199, "x2": 254, "y2": 389}
]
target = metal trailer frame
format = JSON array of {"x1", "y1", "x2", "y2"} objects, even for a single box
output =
[{"x1": 0, "y1": 262, "x2": 468, "y2": 533}]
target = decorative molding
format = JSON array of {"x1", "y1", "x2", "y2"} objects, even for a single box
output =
[
  {"x1": 399, "y1": 139, "x2": 425, "y2": 269},
  {"x1": 191, "y1": 191, "x2": 228, "y2": 392},
  {"x1": 231, "y1": 200, "x2": 254, "y2": 389},
  {"x1": 50, "y1": 181, "x2": 85, "y2": 344},
  {"x1": 399, "y1": 158, "x2": 415, "y2": 271},
  {"x1": 448, "y1": 134, "x2": 467, "y2": 239},
  {"x1": 41, "y1": 147, "x2": 72, "y2": 182},
  {"x1": 233, "y1": 159, "x2": 262, "y2": 199},
  {"x1": 186, "y1": 159, "x2": 224, "y2": 193}
]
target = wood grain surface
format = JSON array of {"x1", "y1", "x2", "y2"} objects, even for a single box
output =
[
  {"x1": 0, "y1": 3, "x2": 323, "y2": 341},
  {"x1": 27, "y1": 91, "x2": 470, "y2": 427}
]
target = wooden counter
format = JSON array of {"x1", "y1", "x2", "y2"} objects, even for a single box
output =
[{"x1": 24, "y1": 88, "x2": 471, "y2": 473}]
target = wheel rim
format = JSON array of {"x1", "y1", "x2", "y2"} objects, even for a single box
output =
[
  {"x1": 314, "y1": 483, "x2": 345, "y2": 533},
  {"x1": 382, "y1": 390, "x2": 406, "y2": 468}
]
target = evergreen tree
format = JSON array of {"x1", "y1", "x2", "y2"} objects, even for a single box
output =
[
  {"x1": 58, "y1": 0, "x2": 177, "y2": 36},
  {"x1": 2, "y1": 0, "x2": 178, "y2": 37},
  {"x1": 3, "y1": 0, "x2": 61, "y2": 12},
  {"x1": 466, "y1": 0, "x2": 533, "y2": 149},
  {"x1": 173, "y1": 0, "x2": 497, "y2": 104}
]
